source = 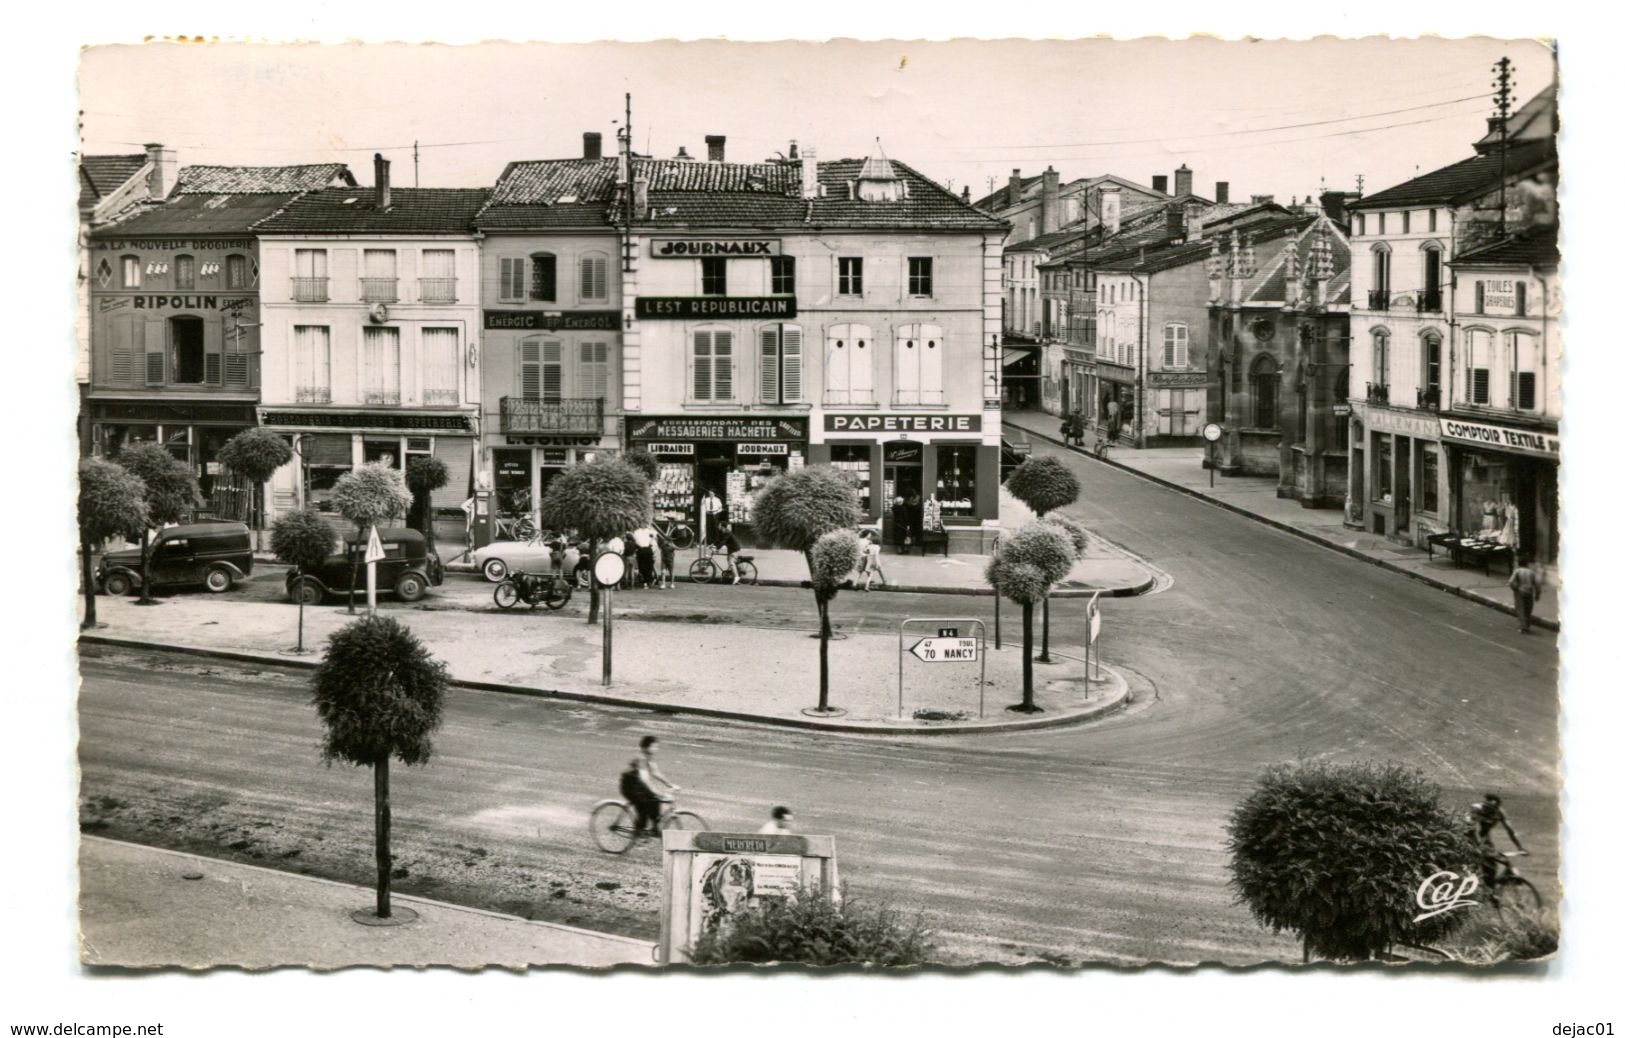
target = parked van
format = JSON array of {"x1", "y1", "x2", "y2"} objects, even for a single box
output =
[
  {"x1": 286, "y1": 527, "x2": 444, "y2": 604},
  {"x1": 98, "y1": 522, "x2": 254, "y2": 596}
]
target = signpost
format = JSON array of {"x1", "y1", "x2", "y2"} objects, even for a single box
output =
[
  {"x1": 363, "y1": 524, "x2": 385, "y2": 616},
  {"x1": 593, "y1": 552, "x2": 626, "y2": 686},
  {"x1": 898, "y1": 617, "x2": 988, "y2": 718},
  {"x1": 659, "y1": 830, "x2": 838, "y2": 965},
  {"x1": 1202, "y1": 422, "x2": 1224, "y2": 488},
  {"x1": 1083, "y1": 591, "x2": 1103, "y2": 685}
]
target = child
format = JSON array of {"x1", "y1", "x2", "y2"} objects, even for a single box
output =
[
  {"x1": 860, "y1": 530, "x2": 886, "y2": 591},
  {"x1": 657, "y1": 530, "x2": 676, "y2": 589}
]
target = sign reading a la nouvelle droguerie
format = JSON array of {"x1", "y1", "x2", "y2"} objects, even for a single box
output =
[
  {"x1": 635, "y1": 297, "x2": 796, "y2": 319},
  {"x1": 484, "y1": 310, "x2": 619, "y2": 331},
  {"x1": 649, "y1": 239, "x2": 782, "y2": 258},
  {"x1": 825, "y1": 414, "x2": 982, "y2": 434},
  {"x1": 628, "y1": 416, "x2": 807, "y2": 442}
]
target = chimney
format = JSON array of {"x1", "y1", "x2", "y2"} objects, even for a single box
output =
[
  {"x1": 1214, "y1": 181, "x2": 1230, "y2": 204},
  {"x1": 583, "y1": 132, "x2": 603, "y2": 160},
  {"x1": 1165, "y1": 204, "x2": 1185, "y2": 240},
  {"x1": 633, "y1": 176, "x2": 649, "y2": 217},
  {"x1": 144, "y1": 142, "x2": 175, "y2": 199},
  {"x1": 1486, "y1": 116, "x2": 1507, "y2": 135},
  {"x1": 1101, "y1": 188, "x2": 1122, "y2": 235},
  {"x1": 788, "y1": 140, "x2": 799, "y2": 160},
  {"x1": 1319, "y1": 190, "x2": 1356, "y2": 225},
  {"x1": 1184, "y1": 201, "x2": 1206, "y2": 241},
  {"x1": 705, "y1": 135, "x2": 726, "y2": 162},
  {"x1": 1007, "y1": 169, "x2": 1023, "y2": 207},
  {"x1": 1152, "y1": 174, "x2": 1169, "y2": 195},
  {"x1": 1250, "y1": 194, "x2": 1275, "y2": 207},
  {"x1": 373, "y1": 153, "x2": 391, "y2": 210},
  {"x1": 1041, "y1": 166, "x2": 1062, "y2": 233},
  {"x1": 800, "y1": 146, "x2": 819, "y2": 200},
  {"x1": 961, "y1": 185, "x2": 971, "y2": 203},
  {"x1": 1174, "y1": 164, "x2": 1193, "y2": 198}
]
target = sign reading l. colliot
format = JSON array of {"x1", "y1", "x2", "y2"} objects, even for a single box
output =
[{"x1": 909, "y1": 637, "x2": 978, "y2": 662}]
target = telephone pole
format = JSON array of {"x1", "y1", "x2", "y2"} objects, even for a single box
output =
[
  {"x1": 413, "y1": 140, "x2": 420, "y2": 188},
  {"x1": 1493, "y1": 57, "x2": 1516, "y2": 239}
]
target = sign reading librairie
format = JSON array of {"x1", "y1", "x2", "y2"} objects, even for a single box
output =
[
  {"x1": 484, "y1": 310, "x2": 619, "y2": 331},
  {"x1": 649, "y1": 238, "x2": 782, "y2": 258},
  {"x1": 825, "y1": 414, "x2": 982, "y2": 434},
  {"x1": 636, "y1": 297, "x2": 796, "y2": 319}
]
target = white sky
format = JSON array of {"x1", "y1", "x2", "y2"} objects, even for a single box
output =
[{"x1": 80, "y1": 37, "x2": 1555, "y2": 203}]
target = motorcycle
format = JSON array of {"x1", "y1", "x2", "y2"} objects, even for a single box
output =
[{"x1": 493, "y1": 569, "x2": 573, "y2": 611}]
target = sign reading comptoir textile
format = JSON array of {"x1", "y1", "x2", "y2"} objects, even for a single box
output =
[{"x1": 1439, "y1": 417, "x2": 1559, "y2": 459}]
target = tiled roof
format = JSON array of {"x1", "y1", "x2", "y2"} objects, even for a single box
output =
[
  {"x1": 484, "y1": 158, "x2": 619, "y2": 206},
  {"x1": 476, "y1": 203, "x2": 616, "y2": 231},
  {"x1": 254, "y1": 187, "x2": 491, "y2": 234},
  {"x1": 1348, "y1": 140, "x2": 1555, "y2": 211},
  {"x1": 1011, "y1": 221, "x2": 1095, "y2": 254},
  {"x1": 1451, "y1": 226, "x2": 1560, "y2": 268},
  {"x1": 91, "y1": 192, "x2": 305, "y2": 237},
  {"x1": 172, "y1": 164, "x2": 355, "y2": 194},
  {"x1": 642, "y1": 159, "x2": 800, "y2": 194},
  {"x1": 1474, "y1": 83, "x2": 1557, "y2": 153},
  {"x1": 972, "y1": 173, "x2": 1041, "y2": 211},
  {"x1": 80, "y1": 154, "x2": 147, "y2": 209},
  {"x1": 1093, "y1": 240, "x2": 1214, "y2": 275},
  {"x1": 1243, "y1": 218, "x2": 1353, "y2": 306}
]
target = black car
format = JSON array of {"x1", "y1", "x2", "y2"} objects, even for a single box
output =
[
  {"x1": 98, "y1": 521, "x2": 254, "y2": 596},
  {"x1": 285, "y1": 527, "x2": 444, "y2": 604}
]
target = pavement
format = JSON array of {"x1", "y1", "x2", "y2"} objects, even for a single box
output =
[
  {"x1": 79, "y1": 835, "x2": 655, "y2": 969},
  {"x1": 1002, "y1": 409, "x2": 1560, "y2": 631}
]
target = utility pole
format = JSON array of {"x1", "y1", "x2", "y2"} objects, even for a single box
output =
[
  {"x1": 1492, "y1": 57, "x2": 1516, "y2": 239},
  {"x1": 413, "y1": 141, "x2": 419, "y2": 188}
]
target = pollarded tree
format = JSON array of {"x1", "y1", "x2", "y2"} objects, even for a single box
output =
[
  {"x1": 622, "y1": 449, "x2": 660, "y2": 483},
  {"x1": 115, "y1": 442, "x2": 202, "y2": 605},
  {"x1": 272, "y1": 507, "x2": 338, "y2": 653},
  {"x1": 985, "y1": 522, "x2": 1074, "y2": 713},
  {"x1": 404, "y1": 456, "x2": 450, "y2": 554},
  {"x1": 217, "y1": 428, "x2": 293, "y2": 543},
  {"x1": 539, "y1": 458, "x2": 652, "y2": 624},
  {"x1": 1005, "y1": 455, "x2": 1082, "y2": 662},
  {"x1": 1043, "y1": 513, "x2": 1089, "y2": 557},
  {"x1": 331, "y1": 463, "x2": 413, "y2": 611},
  {"x1": 78, "y1": 458, "x2": 149, "y2": 629},
  {"x1": 1227, "y1": 759, "x2": 1480, "y2": 962},
  {"x1": 312, "y1": 615, "x2": 448, "y2": 921},
  {"x1": 751, "y1": 466, "x2": 863, "y2": 715}
]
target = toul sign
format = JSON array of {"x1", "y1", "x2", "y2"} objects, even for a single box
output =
[{"x1": 909, "y1": 637, "x2": 978, "y2": 663}]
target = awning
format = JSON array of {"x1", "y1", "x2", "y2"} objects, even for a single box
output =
[{"x1": 1002, "y1": 346, "x2": 1036, "y2": 367}]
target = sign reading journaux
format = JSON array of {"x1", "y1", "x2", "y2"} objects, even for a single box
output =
[{"x1": 649, "y1": 238, "x2": 782, "y2": 258}]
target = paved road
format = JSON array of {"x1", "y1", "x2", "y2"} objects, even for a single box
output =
[{"x1": 77, "y1": 440, "x2": 1559, "y2": 965}]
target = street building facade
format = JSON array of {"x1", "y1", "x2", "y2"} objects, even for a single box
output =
[
  {"x1": 474, "y1": 136, "x2": 625, "y2": 535},
  {"x1": 85, "y1": 161, "x2": 354, "y2": 514},
  {"x1": 1345, "y1": 83, "x2": 1557, "y2": 548},
  {"x1": 620, "y1": 140, "x2": 1007, "y2": 551},
  {"x1": 254, "y1": 156, "x2": 487, "y2": 540}
]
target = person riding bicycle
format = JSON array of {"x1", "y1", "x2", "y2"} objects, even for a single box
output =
[
  {"x1": 620, "y1": 735, "x2": 680, "y2": 836},
  {"x1": 714, "y1": 521, "x2": 743, "y2": 584},
  {"x1": 1468, "y1": 793, "x2": 1526, "y2": 885}
]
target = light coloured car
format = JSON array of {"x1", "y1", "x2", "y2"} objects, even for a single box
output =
[{"x1": 471, "y1": 536, "x2": 558, "y2": 583}]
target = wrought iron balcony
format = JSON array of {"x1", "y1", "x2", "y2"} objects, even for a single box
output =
[
  {"x1": 1414, "y1": 289, "x2": 1443, "y2": 313},
  {"x1": 360, "y1": 278, "x2": 399, "y2": 303},
  {"x1": 1416, "y1": 386, "x2": 1440, "y2": 410},
  {"x1": 295, "y1": 385, "x2": 331, "y2": 403},
  {"x1": 500, "y1": 396, "x2": 604, "y2": 435},
  {"x1": 1366, "y1": 289, "x2": 1390, "y2": 311},
  {"x1": 1365, "y1": 381, "x2": 1390, "y2": 404},
  {"x1": 418, "y1": 277, "x2": 458, "y2": 304},
  {"x1": 291, "y1": 277, "x2": 329, "y2": 303}
]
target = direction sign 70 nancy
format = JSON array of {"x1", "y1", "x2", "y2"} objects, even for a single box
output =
[{"x1": 908, "y1": 637, "x2": 978, "y2": 663}]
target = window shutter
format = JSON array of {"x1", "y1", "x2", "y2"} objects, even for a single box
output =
[
  {"x1": 580, "y1": 256, "x2": 604, "y2": 300},
  {"x1": 826, "y1": 330, "x2": 849, "y2": 403},
  {"x1": 1474, "y1": 281, "x2": 1485, "y2": 313},
  {"x1": 759, "y1": 326, "x2": 780, "y2": 403},
  {"x1": 714, "y1": 331, "x2": 733, "y2": 400},
  {"x1": 782, "y1": 325, "x2": 802, "y2": 403},
  {"x1": 896, "y1": 327, "x2": 920, "y2": 404},
  {"x1": 111, "y1": 316, "x2": 140, "y2": 384},
  {"x1": 542, "y1": 340, "x2": 562, "y2": 402},
  {"x1": 579, "y1": 341, "x2": 607, "y2": 400},
  {"x1": 205, "y1": 352, "x2": 222, "y2": 385},
  {"x1": 1163, "y1": 326, "x2": 1176, "y2": 367},
  {"x1": 1472, "y1": 368, "x2": 1490, "y2": 404},
  {"x1": 851, "y1": 329, "x2": 873, "y2": 403},
  {"x1": 520, "y1": 339, "x2": 541, "y2": 400},
  {"x1": 920, "y1": 330, "x2": 943, "y2": 403},
  {"x1": 144, "y1": 321, "x2": 164, "y2": 385},
  {"x1": 693, "y1": 331, "x2": 712, "y2": 401},
  {"x1": 1517, "y1": 372, "x2": 1536, "y2": 410},
  {"x1": 501, "y1": 258, "x2": 523, "y2": 299},
  {"x1": 531, "y1": 255, "x2": 556, "y2": 301}
]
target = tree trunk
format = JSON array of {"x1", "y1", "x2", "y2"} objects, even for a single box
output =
[
  {"x1": 1023, "y1": 604, "x2": 1035, "y2": 710},
  {"x1": 137, "y1": 528, "x2": 154, "y2": 604},
  {"x1": 418, "y1": 492, "x2": 438, "y2": 558},
  {"x1": 1039, "y1": 597, "x2": 1052, "y2": 662},
  {"x1": 347, "y1": 541, "x2": 359, "y2": 615},
  {"x1": 295, "y1": 566, "x2": 305, "y2": 652},
  {"x1": 587, "y1": 538, "x2": 600, "y2": 624},
  {"x1": 816, "y1": 592, "x2": 831, "y2": 712},
  {"x1": 375, "y1": 756, "x2": 391, "y2": 919},
  {"x1": 81, "y1": 537, "x2": 97, "y2": 629}
]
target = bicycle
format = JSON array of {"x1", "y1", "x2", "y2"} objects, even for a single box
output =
[
  {"x1": 494, "y1": 511, "x2": 538, "y2": 542},
  {"x1": 654, "y1": 514, "x2": 697, "y2": 550},
  {"x1": 1481, "y1": 850, "x2": 1543, "y2": 916},
  {"x1": 589, "y1": 797, "x2": 708, "y2": 853},
  {"x1": 1084, "y1": 420, "x2": 1115, "y2": 460},
  {"x1": 493, "y1": 569, "x2": 572, "y2": 611},
  {"x1": 690, "y1": 544, "x2": 757, "y2": 585}
]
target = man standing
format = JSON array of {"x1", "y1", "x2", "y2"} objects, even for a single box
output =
[
  {"x1": 1508, "y1": 556, "x2": 1541, "y2": 634},
  {"x1": 1105, "y1": 397, "x2": 1122, "y2": 445},
  {"x1": 700, "y1": 488, "x2": 725, "y2": 547}
]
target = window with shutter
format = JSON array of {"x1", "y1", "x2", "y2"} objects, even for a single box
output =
[
  {"x1": 714, "y1": 330, "x2": 733, "y2": 400},
  {"x1": 530, "y1": 254, "x2": 557, "y2": 302},
  {"x1": 920, "y1": 326, "x2": 944, "y2": 404},
  {"x1": 542, "y1": 340, "x2": 563, "y2": 402},
  {"x1": 294, "y1": 326, "x2": 331, "y2": 402},
  {"x1": 693, "y1": 331, "x2": 712, "y2": 401},
  {"x1": 501, "y1": 257, "x2": 525, "y2": 301},
  {"x1": 579, "y1": 341, "x2": 608, "y2": 400},
  {"x1": 422, "y1": 327, "x2": 459, "y2": 404},
  {"x1": 782, "y1": 325, "x2": 802, "y2": 403},
  {"x1": 109, "y1": 315, "x2": 141, "y2": 384},
  {"x1": 580, "y1": 255, "x2": 607, "y2": 301},
  {"x1": 850, "y1": 329, "x2": 874, "y2": 404},
  {"x1": 895, "y1": 325, "x2": 921, "y2": 405},
  {"x1": 520, "y1": 339, "x2": 541, "y2": 400},
  {"x1": 759, "y1": 327, "x2": 779, "y2": 403},
  {"x1": 1163, "y1": 324, "x2": 1188, "y2": 368},
  {"x1": 825, "y1": 327, "x2": 850, "y2": 404},
  {"x1": 363, "y1": 327, "x2": 400, "y2": 404}
]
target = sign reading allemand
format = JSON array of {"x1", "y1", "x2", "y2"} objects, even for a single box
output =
[
  {"x1": 636, "y1": 297, "x2": 796, "y2": 319},
  {"x1": 825, "y1": 414, "x2": 982, "y2": 434},
  {"x1": 1439, "y1": 417, "x2": 1559, "y2": 459},
  {"x1": 650, "y1": 239, "x2": 781, "y2": 258}
]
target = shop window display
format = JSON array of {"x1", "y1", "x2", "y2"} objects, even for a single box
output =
[
  {"x1": 934, "y1": 445, "x2": 976, "y2": 518},
  {"x1": 830, "y1": 444, "x2": 872, "y2": 514},
  {"x1": 653, "y1": 462, "x2": 697, "y2": 524}
]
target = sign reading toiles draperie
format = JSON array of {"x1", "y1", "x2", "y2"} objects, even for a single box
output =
[{"x1": 635, "y1": 297, "x2": 796, "y2": 319}]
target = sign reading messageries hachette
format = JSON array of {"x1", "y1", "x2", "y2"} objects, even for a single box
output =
[
  {"x1": 649, "y1": 238, "x2": 783, "y2": 257},
  {"x1": 659, "y1": 831, "x2": 838, "y2": 965}
]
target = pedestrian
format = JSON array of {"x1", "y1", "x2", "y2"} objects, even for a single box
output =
[
  {"x1": 858, "y1": 529, "x2": 886, "y2": 591},
  {"x1": 1106, "y1": 397, "x2": 1122, "y2": 444},
  {"x1": 890, "y1": 494, "x2": 910, "y2": 553},
  {"x1": 700, "y1": 488, "x2": 725, "y2": 547},
  {"x1": 757, "y1": 806, "x2": 794, "y2": 834},
  {"x1": 905, "y1": 490, "x2": 923, "y2": 552},
  {"x1": 656, "y1": 529, "x2": 676, "y2": 589},
  {"x1": 1508, "y1": 555, "x2": 1541, "y2": 634},
  {"x1": 632, "y1": 524, "x2": 657, "y2": 589},
  {"x1": 621, "y1": 532, "x2": 640, "y2": 590}
]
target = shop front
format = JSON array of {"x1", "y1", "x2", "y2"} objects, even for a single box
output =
[
  {"x1": 625, "y1": 416, "x2": 809, "y2": 546},
  {"x1": 1061, "y1": 346, "x2": 1095, "y2": 421},
  {"x1": 1440, "y1": 415, "x2": 1559, "y2": 565},
  {"x1": 89, "y1": 400, "x2": 259, "y2": 519},
  {"x1": 1149, "y1": 369, "x2": 1210, "y2": 442},
  {"x1": 1097, "y1": 361, "x2": 1136, "y2": 442},
  {"x1": 1351, "y1": 404, "x2": 1445, "y2": 547},
  {"x1": 812, "y1": 413, "x2": 997, "y2": 553}
]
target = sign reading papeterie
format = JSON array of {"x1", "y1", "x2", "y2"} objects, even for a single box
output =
[
  {"x1": 825, "y1": 414, "x2": 982, "y2": 434},
  {"x1": 636, "y1": 297, "x2": 796, "y2": 319},
  {"x1": 649, "y1": 238, "x2": 782, "y2": 258}
]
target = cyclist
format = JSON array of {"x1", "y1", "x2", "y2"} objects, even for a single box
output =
[
  {"x1": 1468, "y1": 793, "x2": 1526, "y2": 887},
  {"x1": 758, "y1": 806, "x2": 795, "y2": 834},
  {"x1": 714, "y1": 521, "x2": 744, "y2": 584},
  {"x1": 620, "y1": 735, "x2": 680, "y2": 837}
]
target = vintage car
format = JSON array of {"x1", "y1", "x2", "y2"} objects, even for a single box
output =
[
  {"x1": 98, "y1": 522, "x2": 254, "y2": 596},
  {"x1": 471, "y1": 535, "x2": 575, "y2": 583},
  {"x1": 285, "y1": 527, "x2": 443, "y2": 604}
]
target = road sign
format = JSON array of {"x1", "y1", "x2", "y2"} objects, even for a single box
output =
[
  {"x1": 937, "y1": 626, "x2": 959, "y2": 638},
  {"x1": 909, "y1": 637, "x2": 978, "y2": 663},
  {"x1": 1202, "y1": 422, "x2": 1224, "y2": 443},
  {"x1": 364, "y1": 525, "x2": 385, "y2": 563},
  {"x1": 593, "y1": 551, "x2": 626, "y2": 588}
]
